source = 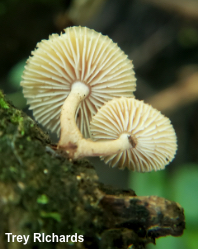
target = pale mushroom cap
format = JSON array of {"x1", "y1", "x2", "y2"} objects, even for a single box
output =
[
  {"x1": 20, "y1": 26, "x2": 136, "y2": 137},
  {"x1": 90, "y1": 97, "x2": 177, "y2": 172}
]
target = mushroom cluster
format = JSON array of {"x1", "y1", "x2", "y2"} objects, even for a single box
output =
[{"x1": 21, "y1": 26, "x2": 177, "y2": 172}]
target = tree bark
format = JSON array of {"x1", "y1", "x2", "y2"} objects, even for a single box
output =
[{"x1": 0, "y1": 90, "x2": 185, "y2": 249}]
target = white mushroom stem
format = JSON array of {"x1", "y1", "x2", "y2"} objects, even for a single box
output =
[
  {"x1": 58, "y1": 81, "x2": 132, "y2": 159},
  {"x1": 58, "y1": 81, "x2": 89, "y2": 147},
  {"x1": 72, "y1": 133, "x2": 132, "y2": 159}
]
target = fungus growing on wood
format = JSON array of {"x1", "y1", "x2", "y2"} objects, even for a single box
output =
[
  {"x1": 21, "y1": 26, "x2": 177, "y2": 172},
  {"x1": 90, "y1": 97, "x2": 177, "y2": 172},
  {"x1": 20, "y1": 26, "x2": 136, "y2": 147}
]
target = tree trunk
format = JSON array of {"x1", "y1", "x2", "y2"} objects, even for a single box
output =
[{"x1": 0, "y1": 90, "x2": 185, "y2": 249}]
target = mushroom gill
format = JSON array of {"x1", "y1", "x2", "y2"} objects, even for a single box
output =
[
  {"x1": 21, "y1": 26, "x2": 136, "y2": 138},
  {"x1": 90, "y1": 97, "x2": 177, "y2": 172}
]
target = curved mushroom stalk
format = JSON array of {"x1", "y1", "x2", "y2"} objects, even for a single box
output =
[
  {"x1": 58, "y1": 133, "x2": 132, "y2": 160},
  {"x1": 58, "y1": 81, "x2": 89, "y2": 147},
  {"x1": 57, "y1": 82, "x2": 132, "y2": 158}
]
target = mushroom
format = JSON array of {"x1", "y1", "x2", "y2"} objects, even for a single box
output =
[
  {"x1": 42, "y1": 96, "x2": 176, "y2": 172},
  {"x1": 20, "y1": 26, "x2": 136, "y2": 149},
  {"x1": 21, "y1": 26, "x2": 177, "y2": 172},
  {"x1": 90, "y1": 97, "x2": 177, "y2": 172}
]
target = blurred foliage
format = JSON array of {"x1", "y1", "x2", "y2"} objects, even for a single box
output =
[
  {"x1": 129, "y1": 164, "x2": 198, "y2": 249},
  {"x1": 8, "y1": 59, "x2": 26, "y2": 90},
  {"x1": 178, "y1": 27, "x2": 198, "y2": 48},
  {"x1": 6, "y1": 59, "x2": 27, "y2": 109}
]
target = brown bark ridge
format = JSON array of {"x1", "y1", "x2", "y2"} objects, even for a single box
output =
[{"x1": 0, "y1": 90, "x2": 185, "y2": 249}]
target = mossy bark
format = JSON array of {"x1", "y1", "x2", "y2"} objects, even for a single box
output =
[{"x1": 0, "y1": 90, "x2": 185, "y2": 249}]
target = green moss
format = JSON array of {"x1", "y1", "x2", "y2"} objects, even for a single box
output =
[
  {"x1": 10, "y1": 112, "x2": 23, "y2": 124},
  {"x1": 40, "y1": 211, "x2": 61, "y2": 222},
  {"x1": 9, "y1": 166, "x2": 18, "y2": 173},
  {"x1": 19, "y1": 144, "x2": 23, "y2": 150},
  {"x1": 0, "y1": 96, "x2": 9, "y2": 109},
  {"x1": 37, "y1": 194, "x2": 49, "y2": 204},
  {"x1": 21, "y1": 130, "x2": 25, "y2": 136},
  {"x1": 26, "y1": 136, "x2": 31, "y2": 141}
]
